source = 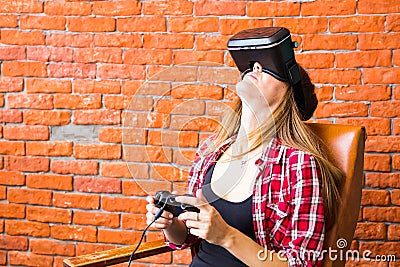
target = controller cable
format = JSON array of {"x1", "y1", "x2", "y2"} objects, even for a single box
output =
[{"x1": 127, "y1": 201, "x2": 168, "y2": 267}]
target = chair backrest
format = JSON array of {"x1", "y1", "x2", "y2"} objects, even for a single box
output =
[{"x1": 306, "y1": 123, "x2": 366, "y2": 267}]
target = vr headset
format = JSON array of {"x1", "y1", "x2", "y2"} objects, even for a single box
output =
[{"x1": 227, "y1": 27, "x2": 307, "y2": 119}]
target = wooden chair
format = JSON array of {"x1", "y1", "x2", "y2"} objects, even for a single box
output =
[{"x1": 63, "y1": 123, "x2": 366, "y2": 267}]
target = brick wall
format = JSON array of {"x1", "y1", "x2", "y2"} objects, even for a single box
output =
[{"x1": 0, "y1": 0, "x2": 399, "y2": 266}]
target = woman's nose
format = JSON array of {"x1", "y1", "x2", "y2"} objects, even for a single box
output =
[{"x1": 253, "y1": 62, "x2": 262, "y2": 73}]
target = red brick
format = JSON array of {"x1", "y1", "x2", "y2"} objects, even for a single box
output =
[
  {"x1": 94, "y1": 33, "x2": 142, "y2": 48},
  {"x1": 0, "y1": 249, "x2": 5, "y2": 264},
  {"x1": 144, "y1": 34, "x2": 193, "y2": 49},
  {"x1": 0, "y1": 46, "x2": 25, "y2": 60},
  {"x1": 27, "y1": 142, "x2": 72, "y2": 157},
  {"x1": 93, "y1": 1, "x2": 141, "y2": 16},
  {"x1": 117, "y1": 17, "x2": 166, "y2": 32},
  {"x1": 154, "y1": 99, "x2": 205, "y2": 115},
  {"x1": 0, "y1": 15, "x2": 18, "y2": 27},
  {"x1": 0, "y1": 171, "x2": 25, "y2": 186},
  {"x1": 0, "y1": 110, "x2": 21, "y2": 122},
  {"x1": 54, "y1": 94, "x2": 101, "y2": 109},
  {"x1": 149, "y1": 65, "x2": 198, "y2": 82},
  {"x1": 2, "y1": 61, "x2": 46, "y2": 77},
  {"x1": 392, "y1": 190, "x2": 400, "y2": 205},
  {"x1": 206, "y1": 101, "x2": 236, "y2": 117},
  {"x1": 8, "y1": 188, "x2": 52, "y2": 205},
  {"x1": 198, "y1": 67, "x2": 241, "y2": 84},
  {"x1": 150, "y1": 165, "x2": 188, "y2": 182},
  {"x1": 100, "y1": 162, "x2": 148, "y2": 179},
  {"x1": 361, "y1": 189, "x2": 390, "y2": 206},
  {"x1": 0, "y1": 30, "x2": 45, "y2": 45},
  {"x1": 354, "y1": 222, "x2": 386, "y2": 240},
  {"x1": 172, "y1": 84, "x2": 223, "y2": 100},
  {"x1": 170, "y1": 115, "x2": 219, "y2": 132},
  {"x1": 98, "y1": 229, "x2": 142, "y2": 245},
  {"x1": 122, "y1": 180, "x2": 172, "y2": 197},
  {"x1": 174, "y1": 50, "x2": 224, "y2": 65},
  {"x1": 147, "y1": 130, "x2": 198, "y2": 148},
  {"x1": 247, "y1": 1, "x2": 299, "y2": 16},
  {"x1": 143, "y1": 0, "x2": 193, "y2": 15},
  {"x1": 314, "y1": 102, "x2": 368, "y2": 118},
  {"x1": 30, "y1": 239, "x2": 74, "y2": 256},
  {"x1": 0, "y1": 203, "x2": 25, "y2": 219},
  {"x1": 46, "y1": 33, "x2": 93, "y2": 48},
  {"x1": 9, "y1": 251, "x2": 53, "y2": 266},
  {"x1": 122, "y1": 111, "x2": 170, "y2": 129},
  {"x1": 6, "y1": 220, "x2": 50, "y2": 237},
  {"x1": 169, "y1": 17, "x2": 218, "y2": 33},
  {"x1": 0, "y1": 77, "x2": 23, "y2": 92},
  {"x1": 363, "y1": 207, "x2": 400, "y2": 222},
  {"x1": 173, "y1": 149, "x2": 196, "y2": 166},
  {"x1": 8, "y1": 94, "x2": 52, "y2": 109},
  {"x1": 296, "y1": 53, "x2": 334, "y2": 69},
  {"x1": 274, "y1": 18, "x2": 328, "y2": 34},
  {"x1": 26, "y1": 174, "x2": 72, "y2": 191},
  {"x1": 123, "y1": 146, "x2": 172, "y2": 163},
  {"x1": 5, "y1": 156, "x2": 49, "y2": 172},
  {"x1": 366, "y1": 173, "x2": 400, "y2": 189},
  {"x1": 44, "y1": 1, "x2": 91, "y2": 15},
  {"x1": 0, "y1": 235, "x2": 28, "y2": 250},
  {"x1": 366, "y1": 136, "x2": 400, "y2": 152},
  {"x1": 195, "y1": 35, "x2": 231, "y2": 51},
  {"x1": 302, "y1": 0, "x2": 356, "y2": 15},
  {"x1": 27, "y1": 206, "x2": 72, "y2": 224},
  {"x1": 102, "y1": 196, "x2": 146, "y2": 213},
  {"x1": 27, "y1": 46, "x2": 73, "y2": 62},
  {"x1": 51, "y1": 160, "x2": 98, "y2": 175},
  {"x1": 75, "y1": 243, "x2": 116, "y2": 256},
  {"x1": 336, "y1": 118, "x2": 390, "y2": 136},
  {"x1": 73, "y1": 211, "x2": 120, "y2": 228},
  {"x1": 26, "y1": 79, "x2": 71, "y2": 93},
  {"x1": 53, "y1": 192, "x2": 99, "y2": 210},
  {"x1": 124, "y1": 49, "x2": 172, "y2": 65},
  {"x1": 74, "y1": 48, "x2": 122, "y2": 64},
  {"x1": 3, "y1": 125, "x2": 49, "y2": 140},
  {"x1": 371, "y1": 101, "x2": 400, "y2": 117},
  {"x1": 24, "y1": 110, "x2": 70, "y2": 126},
  {"x1": 395, "y1": 86, "x2": 400, "y2": 99},
  {"x1": 20, "y1": 15, "x2": 65, "y2": 30},
  {"x1": 336, "y1": 85, "x2": 390, "y2": 101},
  {"x1": 309, "y1": 69, "x2": 361, "y2": 85},
  {"x1": 394, "y1": 155, "x2": 400, "y2": 170},
  {"x1": 73, "y1": 110, "x2": 121, "y2": 125},
  {"x1": 315, "y1": 86, "x2": 333, "y2": 102},
  {"x1": 330, "y1": 16, "x2": 384, "y2": 33},
  {"x1": 51, "y1": 225, "x2": 96, "y2": 242},
  {"x1": 365, "y1": 68, "x2": 400, "y2": 84},
  {"x1": 121, "y1": 128, "x2": 147, "y2": 144},
  {"x1": 99, "y1": 127, "x2": 122, "y2": 143},
  {"x1": 0, "y1": 95, "x2": 3, "y2": 107},
  {"x1": 388, "y1": 225, "x2": 400, "y2": 240},
  {"x1": 336, "y1": 50, "x2": 391, "y2": 68},
  {"x1": 386, "y1": 14, "x2": 400, "y2": 32},
  {"x1": 364, "y1": 154, "x2": 390, "y2": 172},
  {"x1": 358, "y1": 0, "x2": 400, "y2": 14},
  {"x1": 0, "y1": 0, "x2": 42, "y2": 12},
  {"x1": 48, "y1": 63, "x2": 96, "y2": 78},
  {"x1": 359, "y1": 33, "x2": 400, "y2": 50},
  {"x1": 74, "y1": 177, "x2": 121, "y2": 194},
  {"x1": 0, "y1": 141, "x2": 24, "y2": 156},
  {"x1": 304, "y1": 34, "x2": 358, "y2": 50},
  {"x1": 220, "y1": 18, "x2": 272, "y2": 35},
  {"x1": 395, "y1": 119, "x2": 400, "y2": 135},
  {"x1": 194, "y1": 1, "x2": 245, "y2": 15},
  {"x1": 68, "y1": 17, "x2": 115, "y2": 32},
  {"x1": 121, "y1": 213, "x2": 147, "y2": 230},
  {"x1": 74, "y1": 80, "x2": 120, "y2": 94},
  {"x1": 97, "y1": 64, "x2": 145, "y2": 79}
]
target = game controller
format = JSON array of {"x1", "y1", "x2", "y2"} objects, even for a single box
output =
[{"x1": 154, "y1": 190, "x2": 200, "y2": 217}]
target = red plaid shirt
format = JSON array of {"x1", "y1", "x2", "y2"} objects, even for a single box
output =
[{"x1": 165, "y1": 135, "x2": 325, "y2": 266}]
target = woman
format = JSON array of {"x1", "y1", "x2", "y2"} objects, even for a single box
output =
[{"x1": 146, "y1": 27, "x2": 342, "y2": 267}]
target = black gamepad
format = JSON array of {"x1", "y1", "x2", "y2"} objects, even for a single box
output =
[{"x1": 154, "y1": 190, "x2": 200, "y2": 217}]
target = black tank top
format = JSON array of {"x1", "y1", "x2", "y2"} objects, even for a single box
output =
[{"x1": 190, "y1": 163, "x2": 256, "y2": 267}]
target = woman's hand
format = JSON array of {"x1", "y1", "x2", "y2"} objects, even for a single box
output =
[
  {"x1": 176, "y1": 189, "x2": 234, "y2": 247},
  {"x1": 145, "y1": 195, "x2": 174, "y2": 230}
]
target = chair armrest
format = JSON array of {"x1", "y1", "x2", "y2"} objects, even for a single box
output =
[{"x1": 63, "y1": 239, "x2": 173, "y2": 267}]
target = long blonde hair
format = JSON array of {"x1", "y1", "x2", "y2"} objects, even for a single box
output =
[{"x1": 204, "y1": 86, "x2": 343, "y2": 223}]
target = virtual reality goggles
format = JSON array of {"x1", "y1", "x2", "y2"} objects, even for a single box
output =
[{"x1": 228, "y1": 27, "x2": 311, "y2": 120}]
